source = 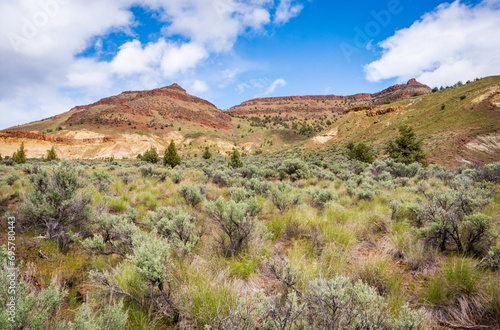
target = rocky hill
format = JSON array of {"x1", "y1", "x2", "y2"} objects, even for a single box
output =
[
  {"x1": 227, "y1": 79, "x2": 431, "y2": 117},
  {"x1": 1, "y1": 77, "x2": 500, "y2": 166},
  {"x1": 13, "y1": 84, "x2": 232, "y2": 133}
]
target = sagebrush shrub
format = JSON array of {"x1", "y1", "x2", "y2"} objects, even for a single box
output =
[
  {"x1": 417, "y1": 190, "x2": 494, "y2": 255},
  {"x1": 143, "y1": 206, "x2": 202, "y2": 255},
  {"x1": 21, "y1": 161, "x2": 92, "y2": 252},
  {"x1": 206, "y1": 198, "x2": 256, "y2": 256},
  {"x1": 0, "y1": 246, "x2": 67, "y2": 329},
  {"x1": 268, "y1": 182, "x2": 301, "y2": 214},
  {"x1": 308, "y1": 188, "x2": 337, "y2": 209},
  {"x1": 278, "y1": 159, "x2": 310, "y2": 181},
  {"x1": 178, "y1": 185, "x2": 207, "y2": 207}
]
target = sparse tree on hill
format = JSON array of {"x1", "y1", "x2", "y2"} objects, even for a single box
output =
[
  {"x1": 12, "y1": 142, "x2": 27, "y2": 164},
  {"x1": 46, "y1": 146, "x2": 59, "y2": 162},
  {"x1": 164, "y1": 140, "x2": 181, "y2": 168},
  {"x1": 202, "y1": 146, "x2": 212, "y2": 159},
  {"x1": 228, "y1": 148, "x2": 243, "y2": 168},
  {"x1": 386, "y1": 125, "x2": 428, "y2": 166}
]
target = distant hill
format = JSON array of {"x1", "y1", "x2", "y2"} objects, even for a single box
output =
[
  {"x1": 227, "y1": 79, "x2": 432, "y2": 117},
  {"x1": 1, "y1": 77, "x2": 499, "y2": 166},
  {"x1": 11, "y1": 83, "x2": 232, "y2": 133}
]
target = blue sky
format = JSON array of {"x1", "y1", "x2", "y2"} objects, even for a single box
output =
[{"x1": 1, "y1": 0, "x2": 499, "y2": 129}]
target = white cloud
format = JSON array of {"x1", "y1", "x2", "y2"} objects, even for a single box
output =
[
  {"x1": 0, "y1": 0, "x2": 305, "y2": 129},
  {"x1": 160, "y1": 42, "x2": 208, "y2": 78},
  {"x1": 275, "y1": 0, "x2": 304, "y2": 25},
  {"x1": 236, "y1": 77, "x2": 286, "y2": 95},
  {"x1": 265, "y1": 78, "x2": 286, "y2": 94},
  {"x1": 189, "y1": 80, "x2": 209, "y2": 93},
  {"x1": 365, "y1": 0, "x2": 500, "y2": 87}
]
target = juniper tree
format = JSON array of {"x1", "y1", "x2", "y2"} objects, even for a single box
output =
[
  {"x1": 164, "y1": 140, "x2": 181, "y2": 168},
  {"x1": 202, "y1": 146, "x2": 212, "y2": 159},
  {"x1": 347, "y1": 142, "x2": 375, "y2": 163},
  {"x1": 386, "y1": 125, "x2": 428, "y2": 166},
  {"x1": 143, "y1": 146, "x2": 160, "y2": 164},
  {"x1": 228, "y1": 148, "x2": 243, "y2": 168},
  {"x1": 46, "y1": 146, "x2": 59, "y2": 162},
  {"x1": 12, "y1": 142, "x2": 27, "y2": 164}
]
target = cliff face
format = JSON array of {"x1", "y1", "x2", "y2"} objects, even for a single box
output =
[{"x1": 227, "y1": 79, "x2": 432, "y2": 116}]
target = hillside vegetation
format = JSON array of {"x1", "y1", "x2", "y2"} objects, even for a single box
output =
[{"x1": 1, "y1": 77, "x2": 499, "y2": 166}]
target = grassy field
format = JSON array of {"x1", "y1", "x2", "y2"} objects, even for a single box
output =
[{"x1": 1, "y1": 149, "x2": 500, "y2": 329}]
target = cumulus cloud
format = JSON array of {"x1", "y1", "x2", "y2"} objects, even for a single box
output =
[
  {"x1": 189, "y1": 80, "x2": 209, "y2": 93},
  {"x1": 265, "y1": 78, "x2": 287, "y2": 94},
  {"x1": 275, "y1": 0, "x2": 304, "y2": 25},
  {"x1": 0, "y1": 0, "x2": 300, "y2": 129},
  {"x1": 365, "y1": 0, "x2": 500, "y2": 87}
]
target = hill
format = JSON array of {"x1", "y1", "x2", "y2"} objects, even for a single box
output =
[
  {"x1": 1, "y1": 77, "x2": 500, "y2": 166},
  {"x1": 0, "y1": 84, "x2": 234, "y2": 159},
  {"x1": 226, "y1": 79, "x2": 431, "y2": 117}
]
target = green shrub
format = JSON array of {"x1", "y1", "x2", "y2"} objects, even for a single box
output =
[
  {"x1": 308, "y1": 188, "x2": 337, "y2": 209},
  {"x1": 206, "y1": 198, "x2": 256, "y2": 256},
  {"x1": 244, "y1": 178, "x2": 268, "y2": 194},
  {"x1": 171, "y1": 170, "x2": 185, "y2": 184},
  {"x1": 56, "y1": 301, "x2": 127, "y2": 330},
  {"x1": 268, "y1": 182, "x2": 301, "y2": 214},
  {"x1": 479, "y1": 241, "x2": 500, "y2": 271},
  {"x1": 347, "y1": 142, "x2": 375, "y2": 163},
  {"x1": 356, "y1": 189, "x2": 375, "y2": 201},
  {"x1": 178, "y1": 185, "x2": 207, "y2": 207},
  {"x1": 92, "y1": 171, "x2": 112, "y2": 192},
  {"x1": 82, "y1": 214, "x2": 137, "y2": 257},
  {"x1": 2, "y1": 173, "x2": 20, "y2": 186},
  {"x1": 417, "y1": 190, "x2": 494, "y2": 255},
  {"x1": 142, "y1": 146, "x2": 160, "y2": 164},
  {"x1": 230, "y1": 187, "x2": 251, "y2": 203},
  {"x1": 20, "y1": 161, "x2": 92, "y2": 252},
  {"x1": 251, "y1": 275, "x2": 422, "y2": 329},
  {"x1": 139, "y1": 165, "x2": 154, "y2": 177},
  {"x1": 0, "y1": 246, "x2": 67, "y2": 329},
  {"x1": 143, "y1": 207, "x2": 202, "y2": 256},
  {"x1": 278, "y1": 159, "x2": 310, "y2": 181}
]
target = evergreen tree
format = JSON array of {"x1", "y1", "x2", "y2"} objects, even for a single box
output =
[
  {"x1": 164, "y1": 140, "x2": 181, "y2": 168},
  {"x1": 0, "y1": 153, "x2": 2, "y2": 161},
  {"x1": 12, "y1": 142, "x2": 27, "y2": 164},
  {"x1": 202, "y1": 146, "x2": 212, "y2": 159},
  {"x1": 46, "y1": 146, "x2": 59, "y2": 161},
  {"x1": 228, "y1": 148, "x2": 243, "y2": 168},
  {"x1": 143, "y1": 146, "x2": 160, "y2": 163},
  {"x1": 347, "y1": 142, "x2": 375, "y2": 163},
  {"x1": 386, "y1": 125, "x2": 428, "y2": 166}
]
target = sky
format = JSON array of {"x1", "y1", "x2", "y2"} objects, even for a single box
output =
[{"x1": 1, "y1": 0, "x2": 500, "y2": 129}]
